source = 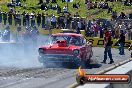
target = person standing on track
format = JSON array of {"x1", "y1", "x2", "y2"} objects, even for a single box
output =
[
  {"x1": 118, "y1": 30, "x2": 125, "y2": 55},
  {"x1": 101, "y1": 28, "x2": 114, "y2": 64}
]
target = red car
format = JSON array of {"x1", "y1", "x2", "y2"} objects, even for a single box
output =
[{"x1": 38, "y1": 33, "x2": 93, "y2": 68}]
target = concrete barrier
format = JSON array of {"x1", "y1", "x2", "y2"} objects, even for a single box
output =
[{"x1": 76, "y1": 58, "x2": 132, "y2": 88}]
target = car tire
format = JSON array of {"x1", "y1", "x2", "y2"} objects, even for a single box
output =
[
  {"x1": 82, "y1": 59, "x2": 89, "y2": 69},
  {"x1": 73, "y1": 61, "x2": 80, "y2": 69}
]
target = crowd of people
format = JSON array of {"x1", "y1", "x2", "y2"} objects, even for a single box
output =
[
  {"x1": 0, "y1": 9, "x2": 132, "y2": 41},
  {"x1": 0, "y1": 0, "x2": 131, "y2": 44}
]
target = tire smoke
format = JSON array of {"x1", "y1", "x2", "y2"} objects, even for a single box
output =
[{"x1": 0, "y1": 34, "x2": 50, "y2": 68}]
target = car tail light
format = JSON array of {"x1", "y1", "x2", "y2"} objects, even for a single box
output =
[
  {"x1": 38, "y1": 48, "x2": 45, "y2": 55},
  {"x1": 73, "y1": 49, "x2": 80, "y2": 56}
]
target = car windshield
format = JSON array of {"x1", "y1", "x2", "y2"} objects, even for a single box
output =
[{"x1": 49, "y1": 35, "x2": 86, "y2": 46}]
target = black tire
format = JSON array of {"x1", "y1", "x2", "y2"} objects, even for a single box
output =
[{"x1": 72, "y1": 61, "x2": 80, "y2": 69}]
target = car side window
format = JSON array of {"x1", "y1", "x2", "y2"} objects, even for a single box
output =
[{"x1": 81, "y1": 38, "x2": 87, "y2": 45}]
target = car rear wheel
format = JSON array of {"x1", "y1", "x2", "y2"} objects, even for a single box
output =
[{"x1": 72, "y1": 61, "x2": 81, "y2": 69}]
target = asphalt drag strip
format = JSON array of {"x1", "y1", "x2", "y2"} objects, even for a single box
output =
[{"x1": 0, "y1": 47, "x2": 131, "y2": 88}]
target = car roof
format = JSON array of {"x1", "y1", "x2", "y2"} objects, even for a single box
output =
[{"x1": 52, "y1": 33, "x2": 84, "y2": 37}]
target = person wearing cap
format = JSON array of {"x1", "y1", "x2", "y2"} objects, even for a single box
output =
[{"x1": 101, "y1": 28, "x2": 114, "y2": 64}]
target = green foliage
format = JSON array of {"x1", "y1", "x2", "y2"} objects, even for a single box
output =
[{"x1": 0, "y1": 0, "x2": 132, "y2": 18}]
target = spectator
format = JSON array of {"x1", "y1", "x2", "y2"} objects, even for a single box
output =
[
  {"x1": 30, "y1": 11, "x2": 36, "y2": 27},
  {"x1": 37, "y1": 12, "x2": 41, "y2": 27},
  {"x1": 74, "y1": 12, "x2": 80, "y2": 17},
  {"x1": 67, "y1": 14, "x2": 72, "y2": 29},
  {"x1": 111, "y1": 10, "x2": 117, "y2": 20},
  {"x1": 118, "y1": 30, "x2": 125, "y2": 55},
  {"x1": 57, "y1": 6, "x2": 61, "y2": 14},
  {"x1": 63, "y1": 6, "x2": 68, "y2": 13},
  {"x1": 25, "y1": 12, "x2": 30, "y2": 27},
  {"x1": 85, "y1": 20, "x2": 92, "y2": 37},
  {"x1": 2, "y1": 26, "x2": 10, "y2": 42},
  {"x1": 16, "y1": 11, "x2": 21, "y2": 26},
  {"x1": 41, "y1": 2, "x2": 47, "y2": 10},
  {"x1": 14, "y1": 11, "x2": 17, "y2": 26},
  {"x1": 64, "y1": 15, "x2": 68, "y2": 28},
  {"x1": 45, "y1": 14, "x2": 51, "y2": 30},
  {"x1": 99, "y1": 23, "x2": 104, "y2": 38},
  {"x1": 16, "y1": 0, "x2": 21, "y2": 6},
  {"x1": 101, "y1": 28, "x2": 114, "y2": 64},
  {"x1": 42, "y1": 13, "x2": 45, "y2": 28},
  {"x1": 92, "y1": 22, "x2": 98, "y2": 37},
  {"x1": 22, "y1": 11, "x2": 26, "y2": 26},
  {"x1": 119, "y1": 12, "x2": 126, "y2": 19},
  {"x1": 16, "y1": 26, "x2": 22, "y2": 42},
  {"x1": 8, "y1": 11, "x2": 13, "y2": 25},
  {"x1": 3, "y1": 12, "x2": 7, "y2": 25},
  {"x1": 127, "y1": 23, "x2": 132, "y2": 40},
  {"x1": 51, "y1": 14, "x2": 57, "y2": 28},
  {"x1": 114, "y1": 25, "x2": 120, "y2": 39},
  {"x1": 118, "y1": 21, "x2": 126, "y2": 33},
  {"x1": 0, "y1": 11, "x2": 2, "y2": 23},
  {"x1": 76, "y1": 20, "x2": 82, "y2": 34},
  {"x1": 107, "y1": 6, "x2": 113, "y2": 13},
  {"x1": 73, "y1": 2, "x2": 80, "y2": 9}
]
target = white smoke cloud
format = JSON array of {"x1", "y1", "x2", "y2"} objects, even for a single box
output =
[{"x1": 0, "y1": 34, "x2": 50, "y2": 68}]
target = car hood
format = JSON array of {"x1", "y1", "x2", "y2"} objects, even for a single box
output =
[{"x1": 40, "y1": 44, "x2": 81, "y2": 55}]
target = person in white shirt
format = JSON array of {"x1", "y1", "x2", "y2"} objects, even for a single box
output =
[
  {"x1": 119, "y1": 22, "x2": 126, "y2": 33},
  {"x1": 63, "y1": 6, "x2": 68, "y2": 13},
  {"x1": 51, "y1": 15, "x2": 56, "y2": 28}
]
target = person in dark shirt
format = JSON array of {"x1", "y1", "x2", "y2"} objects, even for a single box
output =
[
  {"x1": 101, "y1": 28, "x2": 114, "y2": 64},
  {"x1": 22, "y1": 11, "x2": 26, "y2": 26},
  {"x1": 119, "y1": 12, "x2": 126, "y2": 19},
  {"x1": 0, "y1": 11, "x2": 2, "y2": 23},
  {"x1": 8, "y1": 12, "x2": 13, "y2": 25},
  {"x1": 25, "y1": 13, "x2": 30, "y2": 27},
  {"x1": 118, "y1": 30, "x2": 125, "y2": 55},
  {"x1": 3, "y1": 12, "x2": 7, "y2": 25},
  {"x1": 42, "y1": 13, "x2": 45, "y2": 28},
  {"x1": 37, "y1": 12, "x2": 41, "y2": 27}
]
